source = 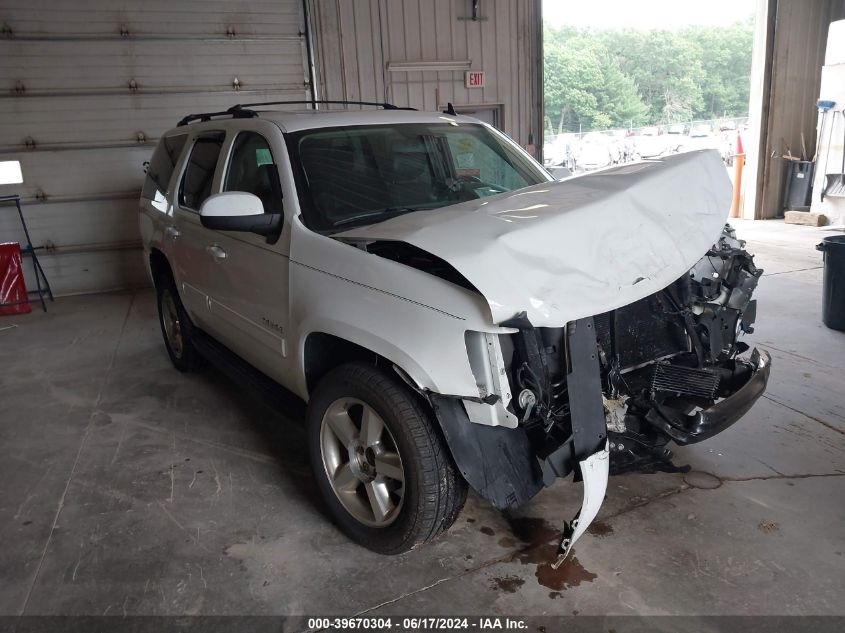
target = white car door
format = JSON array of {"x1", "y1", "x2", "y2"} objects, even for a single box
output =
[
  {"x1": 199, "y1": 129, "x2": 293, "y2": 385},
  {"x1": 171, "y1": 130, "x2": 227, "y2": 330}
]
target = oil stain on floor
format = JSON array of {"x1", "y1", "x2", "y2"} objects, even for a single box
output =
[
  {"x1": 535, "y1": 556, "x2": 597, "y2": 591},
  {"x1": 586, "y1": 520, "x2": 614, "y2": 537},
  {"x1": 503, "y1": 514, "x2": 598, "y2": 593},
  {"x1": 489, "y1": 575, "x2": 526, "y2": 593}
]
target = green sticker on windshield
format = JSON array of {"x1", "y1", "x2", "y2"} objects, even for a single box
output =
[{"x1": 255, "y1": 148, "x2": 273, "y2": 166}]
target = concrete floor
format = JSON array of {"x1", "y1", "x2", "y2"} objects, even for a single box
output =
[{"x1": 1, "y1": 220, "x2": 844, "y2": 617}]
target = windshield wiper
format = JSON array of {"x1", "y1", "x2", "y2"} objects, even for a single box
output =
[{"x1": 332, "y1": 207, "x2": 419, "y2": 228}]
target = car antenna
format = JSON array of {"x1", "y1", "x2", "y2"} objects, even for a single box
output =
[{"x1": 443, "y1": 102, "x2": 457, "y2": 116}]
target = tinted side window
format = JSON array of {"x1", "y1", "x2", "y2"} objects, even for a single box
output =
[
  {"x1": 179, "y1": 131, "x2": 225, "y2": 210},
  {"x1": 224, "y1": 132, "x2": 283, "y2": 213},
  {"x1": 142, "y1": 134, "x2": 187, "y2": 200}
]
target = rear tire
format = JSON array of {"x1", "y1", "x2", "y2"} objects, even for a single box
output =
[
  {"x1": 155, "y1": 271, "x2": 202, "y2": 372},
  {"x1": 307, "y1": 362, "x2": 466, "y2": 554}
]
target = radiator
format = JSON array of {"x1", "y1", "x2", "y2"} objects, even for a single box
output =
[{"x1": 651, "y1": 363, "x2": 720, "y2": 399}]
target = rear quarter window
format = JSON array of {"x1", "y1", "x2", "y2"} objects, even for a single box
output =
[{"x1": 142, "y1": 134, "x2": 188, "y2": 200}]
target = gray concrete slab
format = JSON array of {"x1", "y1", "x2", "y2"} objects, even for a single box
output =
[{"x1": 0, "y1": 220, "x2": 843, "y2": 616}]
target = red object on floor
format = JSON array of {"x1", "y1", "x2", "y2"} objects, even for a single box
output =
[{"x1": 0, "y1": 242, "x2": 31, "y2": 315}]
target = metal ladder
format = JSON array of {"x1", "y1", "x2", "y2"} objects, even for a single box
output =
[{"x1": 1, "y1": 194, "x2": 53, "y2": 312}]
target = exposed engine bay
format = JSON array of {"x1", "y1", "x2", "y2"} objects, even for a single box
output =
[{"x1": 501, "y1": 224, "x2": 767, "y2": 480}]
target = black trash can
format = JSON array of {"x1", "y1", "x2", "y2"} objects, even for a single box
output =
[
  {"x1": 783, "y1": 160, "x2": 814, "y2": 211},
  {"x1": 817, "y1": 235, "x2": 845, "y2": 331}
]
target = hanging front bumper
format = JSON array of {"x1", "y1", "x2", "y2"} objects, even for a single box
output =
[{"x1": 645, "y1": 348, "x2": 772, "y2": 445}]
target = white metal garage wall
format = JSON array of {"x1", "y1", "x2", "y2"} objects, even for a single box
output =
[
  {"x1": 0, "y1": 0, "x2": 312, "y2": 295},
  {"x1": 311, "y1": 0, "x2": 544, "y2": 151}
]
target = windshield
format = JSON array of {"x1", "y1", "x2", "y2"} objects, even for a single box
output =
[{"x1": 285, "y1": 122, "x2": 550, "y2": 232}]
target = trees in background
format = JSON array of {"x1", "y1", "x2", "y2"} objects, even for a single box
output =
[
  {"x1": 544, "y1": 28, "x2": 649, "y2": 133},
  {"x1": 544, "y1": 19, "x2": 754, "y2": 134}
]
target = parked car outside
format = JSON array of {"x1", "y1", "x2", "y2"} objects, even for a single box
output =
[
  {"x1": 679, "y1": 125, "x2": 732, "y2": 164},
  {"x1": 633, "y1": 134, "x2": 671, "y2": 159},
  {"x1": 577, "y1": 132, "x2": 616, "y2": 170},
  {"x1": 689, "y1": 123, "x2": 714, "y2": 138}
]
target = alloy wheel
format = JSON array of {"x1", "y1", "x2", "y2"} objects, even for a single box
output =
[{"x1": 319, "y1": 398, "x2": 406, "y2": 527}]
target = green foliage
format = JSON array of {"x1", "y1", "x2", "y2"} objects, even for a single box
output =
[
  {"x1": 544, "y1": 19, "x2": 754, "y2": 133},
  {"x1": 681, "y1": 19, "x2": 755, "y2": 119},
  {"x1": 544, "y1": 27, "x2": 648, "y2": 132}
]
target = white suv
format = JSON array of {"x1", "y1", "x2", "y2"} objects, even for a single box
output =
[{"x1": 140, "y1": 102, "x2": 770, "y2": 559}]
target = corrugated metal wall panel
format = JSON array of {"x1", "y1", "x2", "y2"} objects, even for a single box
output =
[
  {"x1": 4, "y1": 147, "x2": 151, "y2": 199},
  {"x1": 0, "y1": 0, "x2": 309, "y2": 295},
  {"x1": 33, "y1": 249, "x2": 149, "y2": 296},
  {"x1": 0, "y1": 90, "x2": 307, "y2": 147},
  {"x1": 1, "y1": 39, "x2": 307, "y2": 92},
  {"x1": 1, "y1": 1, "x2": 303, "y2": 37},
  {"x1": 0, "y1": 199, "x2": 139, "y2": 248},
  {"x1": 311, "y1": 0, "x2": 543, "y2": 148}
]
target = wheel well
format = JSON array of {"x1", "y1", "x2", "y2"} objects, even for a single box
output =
[
  {"x1": 149, "y1": 248, "x2": 172, "y2": 285},
  {"x1": 304, "y1": 333, "x2": 385, "y2": 395},
  {"x1": 304, "y1": 333, "x2": 452, "y2": 471}
]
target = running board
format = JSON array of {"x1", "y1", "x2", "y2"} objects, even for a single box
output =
[{"x1": 191, "y1": 330, "x2": 306, "y2": 418}]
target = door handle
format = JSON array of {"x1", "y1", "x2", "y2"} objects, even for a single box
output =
[
  {"x1": 165, "y1": 226, "x2": 180, "y2": 240},
  {"x1": 206, "y1": 244, "x2": 227, "y2": 260}
]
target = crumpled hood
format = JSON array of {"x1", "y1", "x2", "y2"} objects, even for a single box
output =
[{"x1": 335, "y1": 150, "x2": 732, "y2": 326}]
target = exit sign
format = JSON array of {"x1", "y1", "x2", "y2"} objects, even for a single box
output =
[{"x1": 465, "y1": 71, "x2": 485, "y2": 88}]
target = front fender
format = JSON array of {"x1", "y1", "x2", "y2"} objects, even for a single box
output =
[
  {"x1": 294, "y1": 317, "x2": 455, "y2": 399},
  {"x1": 288, "y1": 219, "x2": 513, "y2": 409}
]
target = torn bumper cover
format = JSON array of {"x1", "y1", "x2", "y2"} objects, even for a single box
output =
[
  {"x1": 430, "y1": 318, "x2": 612, "y2": 562},
  {"x1": 430, "y1": 395, "x2": 610, "y2": 565},
  {"x1": 430, "y1": 328, "x2": 770, "y2": 564},
  {"x1": 553, "y1": 444, "x2": 609, "y2": 568}
]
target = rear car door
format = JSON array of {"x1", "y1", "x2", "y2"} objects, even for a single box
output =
[
  {"x1": 172, "y1": 130, "x2": 226, "y2": 330},
  {"x1": 200, "y1": 128, "x2": 292, "y2": 383},
  {"x1": 140, "y1": 131, "x2": 188, "y2": 264}
]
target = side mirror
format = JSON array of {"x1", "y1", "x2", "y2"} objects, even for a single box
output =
[{"x1": 199, "y1": 192, "x2": 282, "y2": 237}]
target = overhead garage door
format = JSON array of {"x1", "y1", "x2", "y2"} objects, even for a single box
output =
[{"x1": 0, "y1": 0, "x2": 312, "y2": 295}]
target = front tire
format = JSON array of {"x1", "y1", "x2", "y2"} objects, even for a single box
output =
[{"x1": 307, "y1": 362, "x2": 466, "y2": 554}]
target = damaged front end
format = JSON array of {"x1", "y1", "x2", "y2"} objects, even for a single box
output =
[
  {"x1": 434, "y1": 224, "x2": 770, "y2": 563},
  {"x1": 594, "y1": 224, "x2": 770, "y2": 471},
  {"x1": 333, "y1": 150, "x2": 770, "y2": 559}
]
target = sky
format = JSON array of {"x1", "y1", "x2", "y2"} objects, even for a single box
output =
[{"x1": 543, "y1": 0, "x2": 757, "y2": 30}]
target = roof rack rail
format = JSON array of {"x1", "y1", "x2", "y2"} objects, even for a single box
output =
[
  {"x1": 227, "y1": 100, "x2": 417, "y2": 112},
  {"x1": 177, "y1": 108, "x2": 258, "y2": 127},
  {"x1": 176, "y1": 100, "x2": 416, "y2": 127}
]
